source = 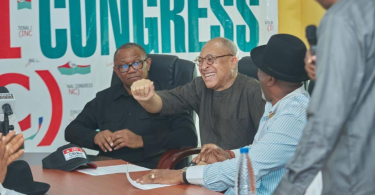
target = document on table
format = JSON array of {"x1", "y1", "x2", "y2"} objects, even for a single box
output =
[
  {"x1": 126, "y1": 164, "x2": 173, "y2": 190},
  {"x1": 77, "y1": 164, "x2": 149, "y2": 176}
]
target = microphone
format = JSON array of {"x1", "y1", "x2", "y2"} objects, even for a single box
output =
[
  {"x1": 0, "y1": 86, "x2": 15, "y2": 135},
  {"x1": 306, "y1": 25, "x2": 317, "y2": 56}
]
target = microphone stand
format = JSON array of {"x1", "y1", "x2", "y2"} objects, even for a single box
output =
[{"x1": 0, "y1": 104, "x2": 15, "y2": 135}]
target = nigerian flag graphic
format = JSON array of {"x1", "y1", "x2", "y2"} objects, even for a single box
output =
[
  {"x1": 18, "y1": 0, "x2": 32, "y2": 10},
  {"x1": 58, "y1": 61, "x2": 91, "y2": 75}
]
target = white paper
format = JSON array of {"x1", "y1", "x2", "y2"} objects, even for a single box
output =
[
  {"x1": 304, "y1": 171, "x2": 322, "y2": 195},
  {"x1": 77, "y1": 164, "x2": 149, "y2": 176},
  {"x1": 126, "y1": 164, "x2": 172, "y2": 190}
]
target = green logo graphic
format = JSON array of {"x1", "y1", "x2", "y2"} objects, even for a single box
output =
[
  {"x1": 18, "y1": 0, "x2": 32, "y2": 10},
  {"x1": 58, "y1": 61, "x2": 91, "y2": 75}
]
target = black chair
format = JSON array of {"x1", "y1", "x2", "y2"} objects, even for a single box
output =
[
  {"x1": 111, "y1": 54, "x2": 196, "y2": 169},
  {"x1": 238, "y1": 56, "x2": 258, "y2": 80}
]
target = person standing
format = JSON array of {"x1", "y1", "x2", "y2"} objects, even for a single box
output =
[{"x1": 274, "y1": 0, "x2": 375, "y2": 194}]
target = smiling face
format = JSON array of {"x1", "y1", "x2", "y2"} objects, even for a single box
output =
[
  {"x1": 198, "y1": 40, "x2": 238, "y2": 91},
  {"x1": 113, "y1": 47, "x2": 151, "y2": 91}
]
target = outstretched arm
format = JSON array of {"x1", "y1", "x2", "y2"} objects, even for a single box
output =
[{"x1": 131, "y1": 79, "x2": 163, "y2": 113}]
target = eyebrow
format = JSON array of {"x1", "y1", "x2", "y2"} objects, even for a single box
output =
[{"x1": 118, "y1": 56, "x2": 141, "y2": 64}]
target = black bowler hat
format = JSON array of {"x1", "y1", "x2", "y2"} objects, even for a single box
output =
[
  {"x1": 42, "y1": 144, "x2": 97, "y2": 171},
  {"x1": 3, "y1": 160, "x2": 50, "y2": 195},
  {"x1": 251, "y1": 34, "x2": 309, "y2": 82}
]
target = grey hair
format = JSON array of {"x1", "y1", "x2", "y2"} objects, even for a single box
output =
[
  {"x1": 209, "y1": 37, "x2": 239, "y2": 58},
  {"x1": 113, "y1": 43, "x2": 147, "y2": 61},
  {"x1": 207, "y1": 37, "x2": 239, "y2": 75}
]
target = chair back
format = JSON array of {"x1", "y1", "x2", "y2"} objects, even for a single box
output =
[{"x1": 238, "y1": 56, "x2": 258, "y2": 80}]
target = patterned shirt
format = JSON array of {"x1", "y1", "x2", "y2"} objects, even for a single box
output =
[{"x1": 187, "y1": 86, "x2": 310, "y2": 195}]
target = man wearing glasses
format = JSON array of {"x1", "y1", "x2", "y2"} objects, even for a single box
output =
[
  {"x1": 135, "y1": 34, "x2": 310, "y2": 195},
  {"x1": 65, "y1": 43, "x2": 197, "y2": 169},
  {"x1": 131, "y1": 37, "x2": 264, "y2": 151}
]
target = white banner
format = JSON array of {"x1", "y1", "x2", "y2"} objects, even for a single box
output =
[{"x1": 0, "y1": 0, "x2": 278, "y2": 152}]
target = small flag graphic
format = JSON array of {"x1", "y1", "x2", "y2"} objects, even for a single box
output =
[
  {"x1": 25, "y1": 117, "x2": 43, "y2": 141},
  {"x1": 18, "y1": 0, "x2": 32, "y2": 10},
  {"x1": 58, "y1": 61, "x2": 91, "y2": 75}
]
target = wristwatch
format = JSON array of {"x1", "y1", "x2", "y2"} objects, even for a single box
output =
[{"x1": 181, "y1": 167, "x2": 190, "y2": 184}]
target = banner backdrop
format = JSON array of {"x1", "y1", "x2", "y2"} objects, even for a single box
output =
[{"x1": 0, "y1": 0, "x2": 278, "y2": 152}]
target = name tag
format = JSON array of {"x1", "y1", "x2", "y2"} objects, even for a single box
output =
[{"x1": 62, "y1": 147, "x2": 87, "y2": 161}]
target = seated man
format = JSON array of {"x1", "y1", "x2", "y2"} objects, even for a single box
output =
[
  {"x1": 136, "y1": 34, "x2": 310, "y2": 195},
  {"x1": 0, "y1": 131, "x2": 24, "y2": 194},
  {"x1": 65, "y1": 43, "x2": 197, "y2": 169},
  {"x1": 131, "y1": 37, "x2": 264, "y2": 150}
]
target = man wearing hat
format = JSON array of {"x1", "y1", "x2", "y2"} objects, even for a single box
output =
[{"x1": 135, "y1": 34, "x2": 310, "y2": 195}]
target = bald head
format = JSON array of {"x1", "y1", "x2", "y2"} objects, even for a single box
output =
[
  {"x1": 198, "y1": 37, "x2": 239, "y2": 91},
  {"x1": 205, "y1": 37, "x2": 239, "y2": 57}
]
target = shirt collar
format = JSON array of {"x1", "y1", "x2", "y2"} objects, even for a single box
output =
[
  {"x1": 264, "y1": 86, "x2": 308, "y2": 116},
  {"x1": 111, "y1": 83, "x2": 132, "y2": 101}
]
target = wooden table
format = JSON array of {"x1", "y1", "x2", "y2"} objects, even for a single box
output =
[{"x1": 31, "y1": 160, "x2": 221, "y2": 195}]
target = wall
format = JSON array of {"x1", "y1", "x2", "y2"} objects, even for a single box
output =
[
  {"x1": 0, "y1": 0, "x2": 278, "y2": 152},
  {"x1": 279, "y1": 0, "x2": 325, "y2": 45}
]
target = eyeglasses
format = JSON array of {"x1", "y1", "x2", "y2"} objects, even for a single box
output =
[
  {"x1": 194, "y1": 54, "x2": 234, "y2": 66},
  {"x1": 115, "y1": 58, "x2": 149, "y2": 73}
]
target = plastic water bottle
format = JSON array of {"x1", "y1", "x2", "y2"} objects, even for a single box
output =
[{"x1": 235, "y1": 147, "x2": 256, "y2": 195}]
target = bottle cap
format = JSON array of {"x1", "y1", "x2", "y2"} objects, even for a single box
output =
[{"x1": 240, "y1": 147, "x2": 249, "y2": 154}]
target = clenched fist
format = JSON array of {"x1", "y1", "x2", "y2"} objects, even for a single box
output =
[{"x1": 131, "y1": 79, "x2": 155, "y2": 101}]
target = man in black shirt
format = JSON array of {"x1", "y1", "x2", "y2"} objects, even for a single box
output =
[{"x1": 65, "y1": 43, "x2": 197, "y2": 169}]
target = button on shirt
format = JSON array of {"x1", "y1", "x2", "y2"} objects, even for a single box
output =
[
  {"x1": 65, "y1": 82, "x2": 197, "y2": 169},
  {"x1": 186, "y1": 86, "x2": 310, "y2": 195}
]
